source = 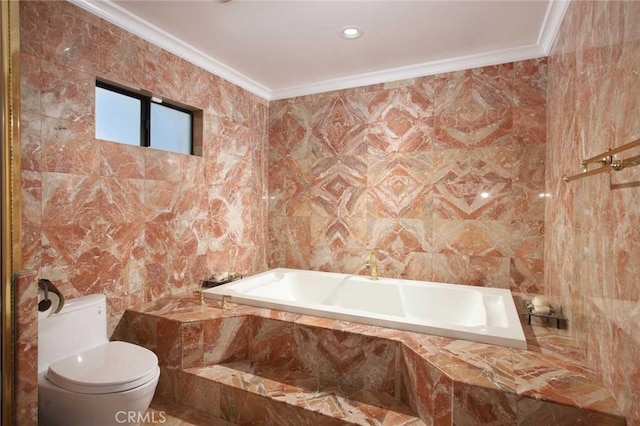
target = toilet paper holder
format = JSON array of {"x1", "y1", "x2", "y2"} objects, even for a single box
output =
[{"x1": 38, "y1": 279, "x2": 65, "y2": 314}]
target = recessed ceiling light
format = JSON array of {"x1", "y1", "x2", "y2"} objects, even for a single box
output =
[{"x1": 341, "y1": 26, "x2": 363, "y2": 40}]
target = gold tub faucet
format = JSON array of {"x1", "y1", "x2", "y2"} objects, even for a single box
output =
[{"x1": 365, "y1": 251, "x2": 379, "y2": 280}]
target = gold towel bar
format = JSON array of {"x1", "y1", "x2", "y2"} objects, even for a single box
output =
[
  {"x1": 563, "y1": 138, "x2": 640, "y2": 183},
  {"x1": 581, "y1": 138, "x2": 640, "y2": 166}
]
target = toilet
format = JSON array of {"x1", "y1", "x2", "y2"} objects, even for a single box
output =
[{"x1": 38, "y1": 294, "x2": 160, "y2": 426}]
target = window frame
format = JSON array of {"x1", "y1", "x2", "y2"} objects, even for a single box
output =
[{"x1": 95, "y1": 80, "x2": 195, "y2": 155}]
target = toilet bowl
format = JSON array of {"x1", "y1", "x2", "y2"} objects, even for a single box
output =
[{"x1": 38, "y1": 294, "x2": 160, "y2": 426}]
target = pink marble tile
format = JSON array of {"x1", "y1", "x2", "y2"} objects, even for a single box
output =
[
  {"x1": 433, "y1": 183, "x2": 512, "y2": 220},
  {"x1": 101, "y1": 177, "x2": 146, "y2": 224},
  {"x1": 41, "y1": 116, "x2": 98, "y2": 175},
  {"x1": 21, "y1": 2, "x2": 620, "y2": 422},
  {"x1": 433, "y1": 219, "x2": 511, "y2": 257},
  {"x1": 18, "y1": 0, "x2": 268, "y2": 343},
  {"x1": 311, "y1": 97, "x2": 367, "y2": 157},
  {"x1": 511, "y1": 221, "x2": 544, "y2": 260},
  {"x1": 512, "y1": 351, "x2": 623, "y2": 422},
  {"x1": 37, "y1": 0, "x2": 106, "y2": 73},
  {"x1": 143, "y1": 180, "x2": 180, "y2": 222},
  {"x1": 513, "y1": 107, "x2": 546, "y2": 146},
  {"x1": 20, "y1": 1, "x2": 46, "y2": 58},
  {"x1": 144, "y1": 149, "x2": 182, "y2": 182},
  {"x1": 39, "y1": 59, "x2": 94, "y2": 123},
  {"x1": 366, "y1": 119, "x2": 433, "y2": 154},
  {"x1": 100, "y1": 34, "x2": 151, "y2": 92},
  {"x1": 471, "y1": 63, "x2": 514, "y2": 110},
  {"x1": 433, "y1": 70, "x2": 473, "y2": 116},
  {"x1": 15, "y1": 271, "x2": 38, "y2": 426},
  {"x1": 20, "y1": 52, "x2": 42, "y2": 116},
  {"x1": 21, "y1": 171, "x2": 42, "y2": 270},
  {"x1": 431, "y1": 253, "x2": 470, "y2": 285},
  {"x1": 368, "y1": 153, "x2": 433, "y2": 218},
  {"x1": 432, "y1": 146, "x2": 514, "y2": 185},
  {"x1": 294, "y1": 324, "x2": 398, "y2": 395},
  {"x1": 368, "y1": 218, "x2": 432, "y2": 262},
  {"x1": 268, "y1": 102, "x2": 312, "y2": 161},
  {"x1": 20, "y1": 112, "x2": 42, "y2": 174},
  {"x1": 468, "y1": 255, "x2": 510, "y2": 288},
  {"x1": 197, "y1": 317, "x2": 249, "y2": 368},
  {"x1": 432, "y1": 109, "x2": 512, "y2": 149},
  {"x1": 225, "y1": 385, "x2": 319, "y2": 424},
  {"x1": 310, "y1": 156, "x2": 367, "y2": 217},
  {"x1": 156, "y1": 318, "x2": 183, "y2": 369},
  {"x1": 100, "y1": 141, "x2": 145, "y2": 179},
  {"x1": 452, "y1": 383, "x2": 517, "y2": 425},
  {"x1": 112, "y1": 311, "x2": 159, "y2": 351},
  {"x1": 41, "y1": 173, "x2": 103, "y2": 226},
  {"x1": 268, "y1": 59, "x2": 546, "y2": 289},
  {"x1": 400, "y1": 345, "x2": 452, "y2": 425},
  {"x1": 430, "y1": 339, "x2": 516, "y2": 392},
  {"x1": 309, "y1": 216, "x2": 368, "y2": 252},
  {"x1": 510, "y1": 258, "x2": 544, "y2": 294},
  {"x1": 517, "y1": 396, "x2": 625, "y2": 426},
  {"x1": 545, "y1": 2, "x2": 640, "y2": 424},
  {"x1": 174, "y1": 184, "x2": 210, "y2": 222},
  {"x1": 512, "y1": 183, "x2": 546, "y2": 221},
  {"x1": 431, "y1": 146, "x2": 514, "y2": 222},
  {"x1": 367, "y1": 84, "x2": 434, "y2": 123},
  {"x1": 248, "y1": 317, "x2": 300, "y2": 369},
  {"x1": 169, "y1": 371, "x2": 222, "y2": 420},
  {"x1": 117, "y1": 296, "x2": 626, "y2": 424}
]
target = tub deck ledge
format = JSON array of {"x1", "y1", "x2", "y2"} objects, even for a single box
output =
[{"x1": 113, "y1": 295, "x2": 625, "y2": 425}]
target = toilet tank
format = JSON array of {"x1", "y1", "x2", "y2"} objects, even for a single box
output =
[{"x1": 38, "y1": 294, "x2": 109, "y2": 373}]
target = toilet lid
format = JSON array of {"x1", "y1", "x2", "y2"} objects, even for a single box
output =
[{"x1": 47, "y1": 341, "x2": 159, "y2": 394}]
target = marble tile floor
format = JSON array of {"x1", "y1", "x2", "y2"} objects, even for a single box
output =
[{"x1": 145, "y1": 397, "x2": 239, "y2": 426}]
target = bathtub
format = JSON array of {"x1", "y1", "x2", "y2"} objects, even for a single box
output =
[{"x1": 203, "y1": 268, "x2": 527, "y2": 349}]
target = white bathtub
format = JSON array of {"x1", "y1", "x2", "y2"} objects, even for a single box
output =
[{"x1": 203, "y1": 268, "x2": 527, "y2": 349}]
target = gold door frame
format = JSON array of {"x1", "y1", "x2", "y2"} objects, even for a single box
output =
[{"x1": 2, "y1": 0, "x2": 21, "y2": 424}]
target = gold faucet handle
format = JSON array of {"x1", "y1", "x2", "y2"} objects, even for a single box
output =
[
  {"x1": 221, "y1": 295, "x2": 231, "y2": 309},
  {"x1": 192, "y1": 288, "x2": 205, "y2": 306}
]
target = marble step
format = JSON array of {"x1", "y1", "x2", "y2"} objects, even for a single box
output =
[{"x1": 182, "y1": 361, "x2": 426, "y2": 425}]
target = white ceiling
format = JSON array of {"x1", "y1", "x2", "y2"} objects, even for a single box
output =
[{"x1": 72, "y1": 0, "x2": 569, "y2": 100}]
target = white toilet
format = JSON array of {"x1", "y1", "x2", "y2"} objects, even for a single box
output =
[{"x1": 38, "y1": 294, "x2": 160, "y2": 426}]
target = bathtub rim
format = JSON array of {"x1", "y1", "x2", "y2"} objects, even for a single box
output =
[{"x1": 203, "y1": 268, "x2": 527, "y2": 349}]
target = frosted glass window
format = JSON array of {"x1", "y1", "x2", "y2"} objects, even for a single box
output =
[
  {"x1": 95, "y1": 86, "x2": 141, "y2": 146},
  {"x1": 95, "y1": 81, "x2": 197, "y2": 155},
  {"x1": 151, "y1": 103, "x2": 192, "y2": 155}
]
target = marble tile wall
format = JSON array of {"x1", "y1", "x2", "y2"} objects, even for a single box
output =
[
  {"x1": 268, "y1": 60, "x2": 547, "y2": 292},
  {"x1": 15, "y1": 271, "x2": 38, "y2": 426},
  {"x1": 20, "y1": 0, "x2": 640, "y2": 423},
  {"x1": 19, "y1": 0, "x2": 269, "y2": 334},
  {"x1": 546, "y1": 0, "x2": 640, "y2": 424}
]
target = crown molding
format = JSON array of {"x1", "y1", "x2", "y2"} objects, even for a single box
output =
[
  {"x1": 537, "y1": 0, "x2": 571, "y2": 54},
  {"x1": 69, "y1": 0, "x2": 271, "y2": 100},
  {"x1": 70, "y1": 0, "x2": 567, "y2": 102},
  {"x1": 269, "y1": 44, "x2": 546, "y2": 101}
]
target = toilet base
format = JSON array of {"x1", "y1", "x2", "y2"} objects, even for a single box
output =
[{"x1": 38, "y1": 366, "x2": 160, "y2": 426}]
